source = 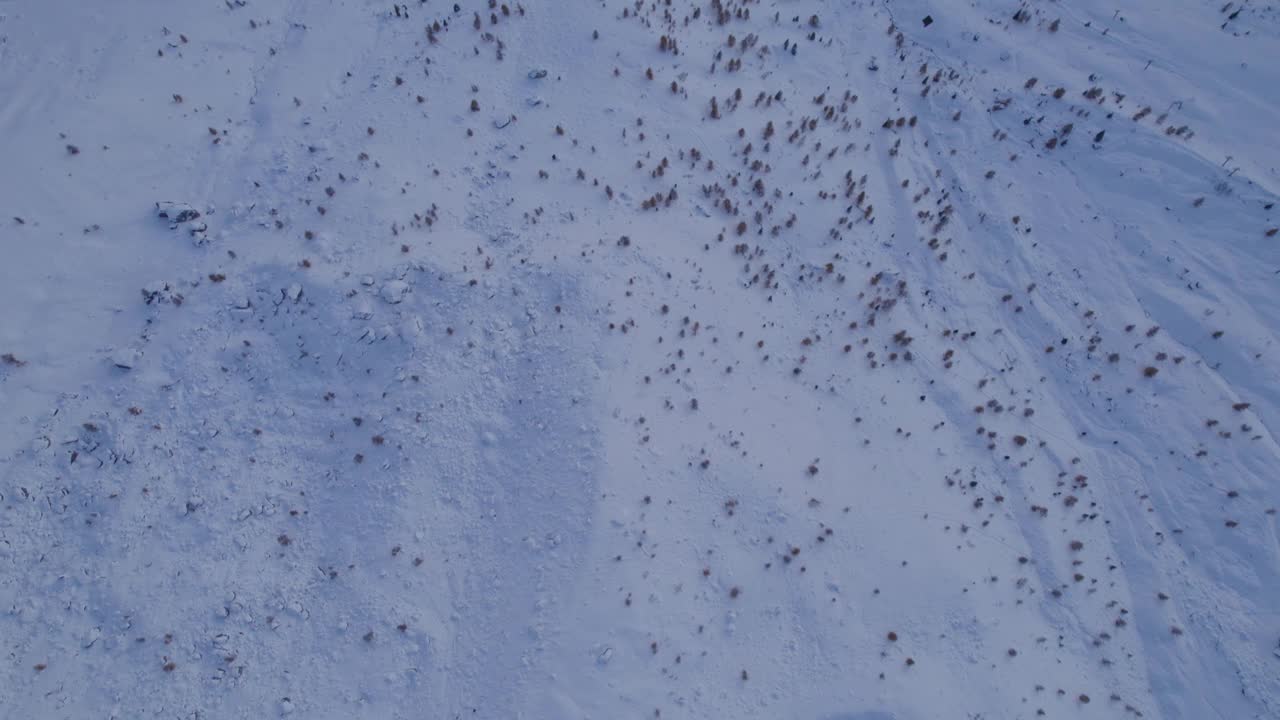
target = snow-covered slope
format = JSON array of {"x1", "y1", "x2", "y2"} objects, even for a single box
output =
[{"x1": 2, "y1": 1, "x2": 1278, "y2": 718}]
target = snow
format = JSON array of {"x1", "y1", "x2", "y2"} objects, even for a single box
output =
[{"x1": 2, "y1": 1, "x2": 1278, "y2": 718}]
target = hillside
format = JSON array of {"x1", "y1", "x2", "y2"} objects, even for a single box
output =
[{"x1": 2, "y1": 1, "x2": 1278, "y2": 718}]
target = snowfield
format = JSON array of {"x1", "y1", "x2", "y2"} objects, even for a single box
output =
[{"x1": 2, "y1": 1, "x2": 1278, "y2": 718}]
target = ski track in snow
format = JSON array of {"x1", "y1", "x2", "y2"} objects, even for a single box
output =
[{"x1": 2, "y1": 1, "x2": 1278, "y2": 719}]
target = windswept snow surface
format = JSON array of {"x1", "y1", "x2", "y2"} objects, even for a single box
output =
[{"x1": 2, "y1": 1, "x2": 1279, "y2": 718}]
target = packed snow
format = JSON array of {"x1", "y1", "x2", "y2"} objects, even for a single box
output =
[{"x1": 2, "y1": 1, "x2": 1278, "y2": 718}]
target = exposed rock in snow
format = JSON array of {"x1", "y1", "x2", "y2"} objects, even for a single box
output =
[
  {"x1": 156, "y1": 201, "x2": 208, "y2": 244},
  {"x1": 380, "y1": 280, "x2": 409, "y2": 304},
  {"x1": 350, "y1": 297, "x2": 374, "y2": 320},
  {"x1": 110, "y1": 347, "x2": 141, "y2": 370},
  {"x1": 141, "y1": 281, "x2": 184, "y2": 306},
  {"x1": 155, "y1": 201, "x2": 201, "y2": 225}
]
